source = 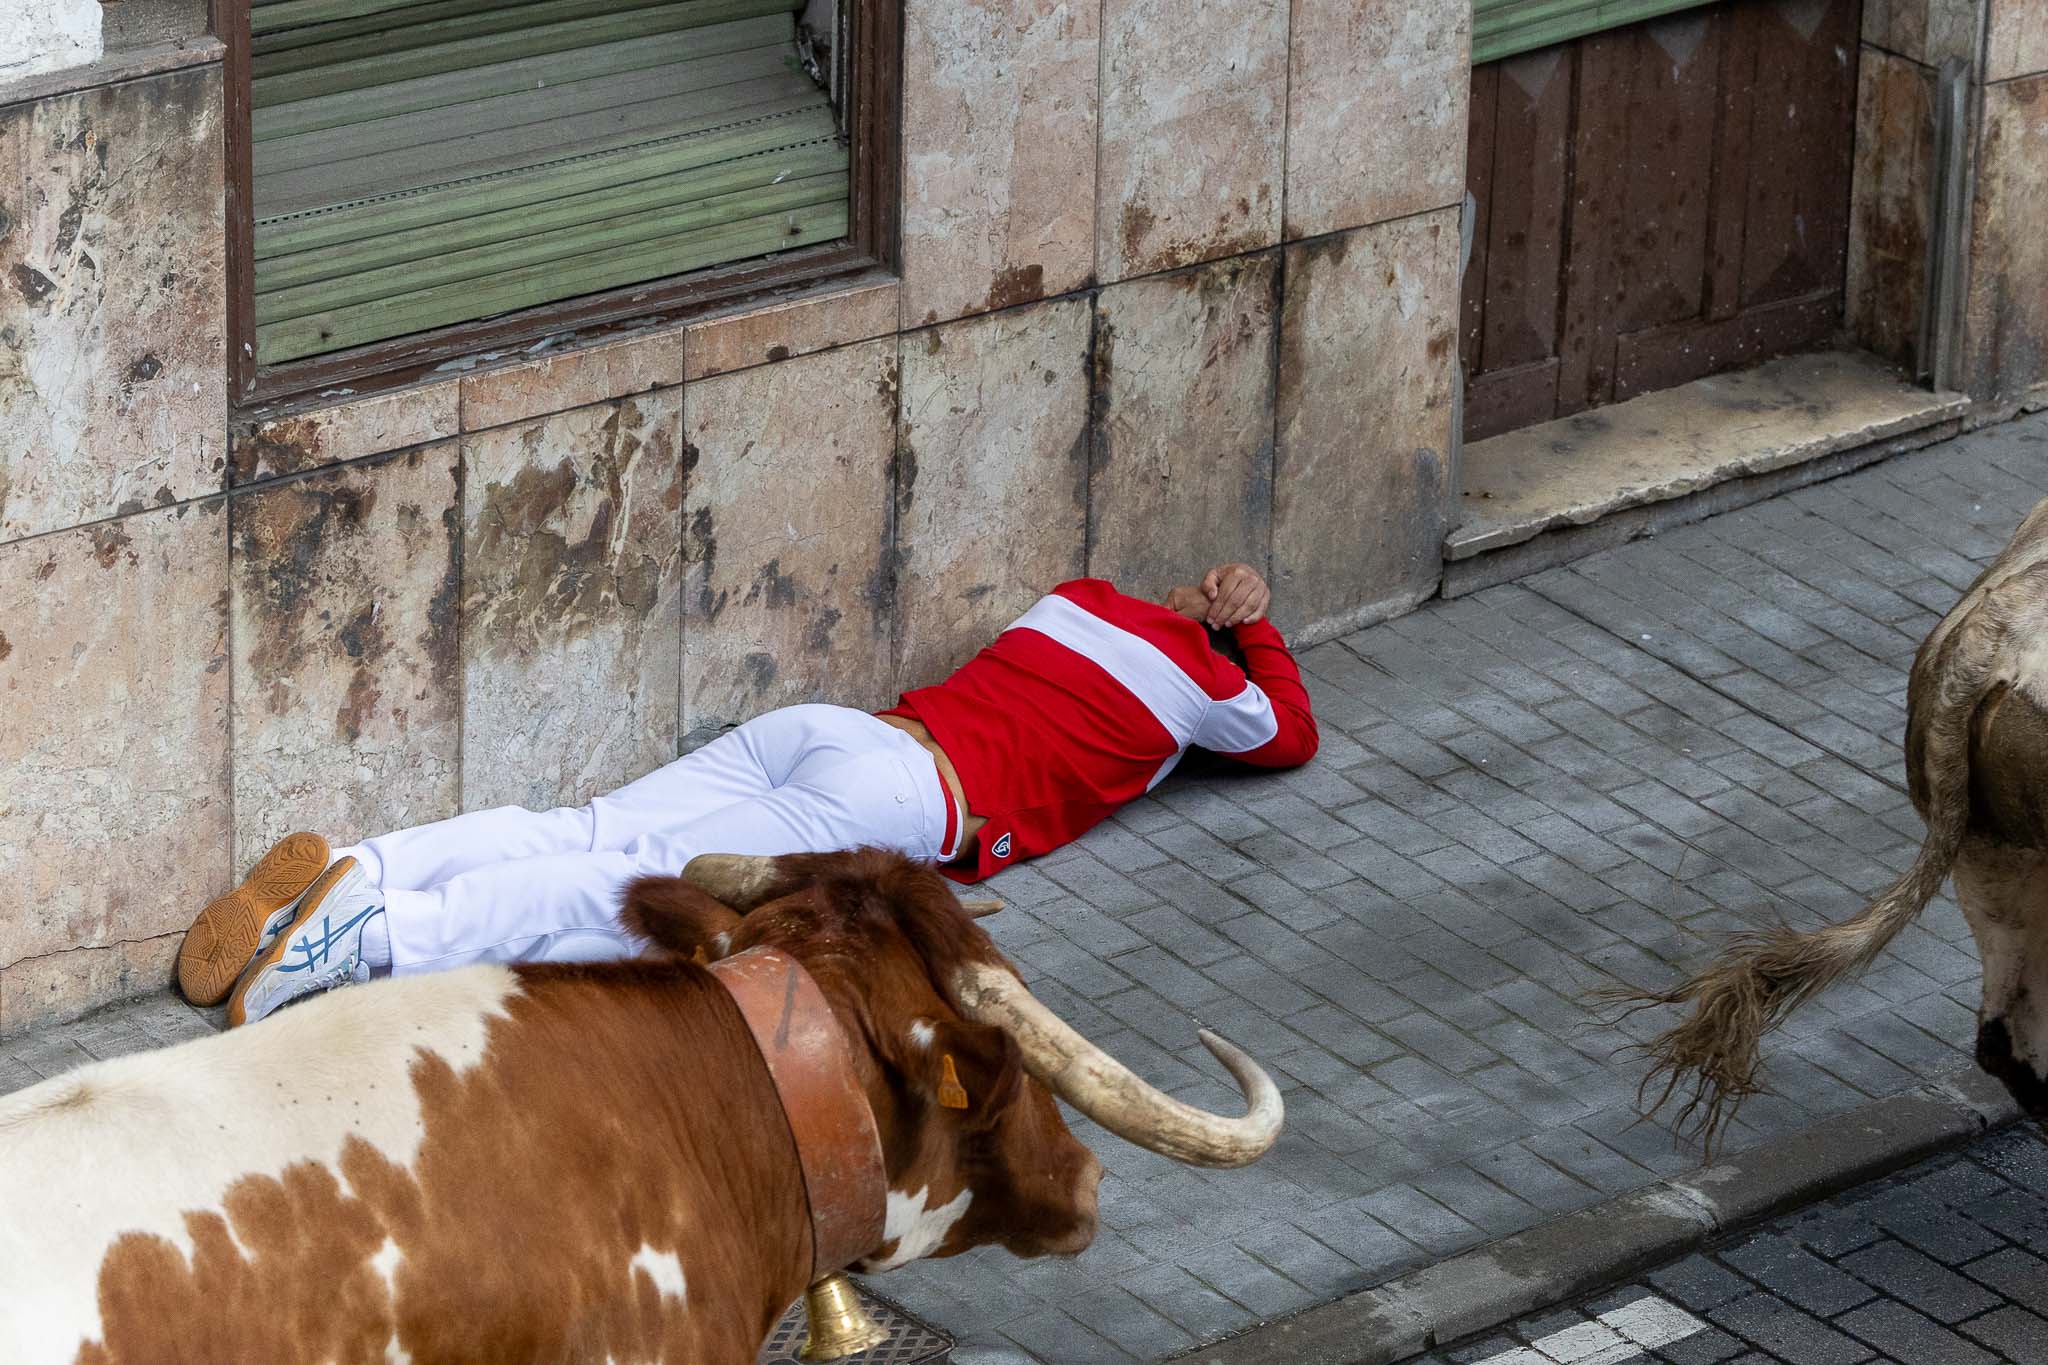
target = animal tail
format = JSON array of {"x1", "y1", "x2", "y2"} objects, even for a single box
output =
[{"x1": 1619, "y1": 675, "x2": 1980, "y2": 1148}]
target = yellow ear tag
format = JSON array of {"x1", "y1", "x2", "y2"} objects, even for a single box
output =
[
  {"x1": 691, "y1": 945, "x2": 709, "y2": 965},
  {"x1": 937, "y1": 1054, "x2": 970, "y2": 1110}
]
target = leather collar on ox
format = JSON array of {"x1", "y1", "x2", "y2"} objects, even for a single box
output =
[
  {"x1": 1625, "y1": 498, "x2": 2048, "y2": 1144},
  {"x1": 0, "y1": 848, "x2": 1282, "y2": 1365}
]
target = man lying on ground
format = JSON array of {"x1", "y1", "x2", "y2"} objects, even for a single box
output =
[{"x1": 181, "y1": 563, "x2": 1319, "y2": 1027}]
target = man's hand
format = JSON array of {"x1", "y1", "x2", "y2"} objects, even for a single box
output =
[
  {"x1": 1163, "y1": 584, "x2": 1212, "y2": 622},
  {"x1": 1198, "y1": 563, "x2": 1270, "y2": 628}
]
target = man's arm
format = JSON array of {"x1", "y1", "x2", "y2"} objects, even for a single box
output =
[{"x1": 1172, "y1": 565, "x2": 1320, "y2": 768}]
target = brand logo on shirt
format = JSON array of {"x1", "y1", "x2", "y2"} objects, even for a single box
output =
[{"x1": 991, "y1": 833, "x2": 1013, "y2": 859}]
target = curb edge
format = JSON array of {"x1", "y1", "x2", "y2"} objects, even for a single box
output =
[{"x1": 1170, "y1": 1065, "x2": 2021, "y2": 1365}]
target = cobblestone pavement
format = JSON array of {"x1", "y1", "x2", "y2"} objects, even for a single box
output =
[
  {"x1": 1404, "y1": 1123, "x2": 2048, "y2": 1365},
  {"x1": 3, "y1": 415, "x2": 2045, "y2": 1363}
]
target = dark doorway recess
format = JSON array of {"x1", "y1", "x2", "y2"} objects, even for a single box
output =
[{"x1": 1460, "y1": 0, "x2": 1862, "y2": 443}]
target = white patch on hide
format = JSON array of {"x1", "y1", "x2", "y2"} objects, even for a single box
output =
[
  {"x1": 861, "y1": 1186, "x2": 973, "y2": 1272},
  {"x1": 907, "y1": 1020, "x2": 934, "y2": 1049},
  {"x1": 631, "y1": 1244, "x2": 688, "y2": 1303},
  {"x1": 371, "y1": 1237, "x2": 403, "y2": 1292},
  {"x1": 0, "y1": 967, "x2": 519, "y2": 1361},
  {"x1": 712, "y1": 932, "x2": 731, "y2": 958}
]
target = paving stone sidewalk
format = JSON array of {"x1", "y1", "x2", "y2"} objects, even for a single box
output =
[
  {"x1": 1408, "y1": 1123, "x2": 2048, "y2": 1365},
  {"x1": 3, "y1": 414, "x2": 2045, "y2": 1363}
]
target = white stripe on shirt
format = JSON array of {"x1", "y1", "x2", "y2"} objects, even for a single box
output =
[
  {"x1": 1005, "y1": 594, "x2": 1283, "y2": 760},
  {"x1": 1004, "y1": 595, "x2": 1213, "y2": 745},
  {"x1": 1193, "y1": 684, "x2": 1282, "y2": 755}
]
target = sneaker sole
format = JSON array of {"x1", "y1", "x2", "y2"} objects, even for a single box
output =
[
  {"x1": 225, "y1": 856, "x2": 358, "y2": 1029},
  {"x1": 178, "y1": 832, "x2": 331, "y2": 1006}
]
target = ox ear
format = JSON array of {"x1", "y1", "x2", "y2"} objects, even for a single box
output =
[
  {"x1": 620, "y1": 876, "x2": 744, "y2": 960},
  {"x1": 898, "y1": 1019, "x2": 1025, "y2": 1127}
]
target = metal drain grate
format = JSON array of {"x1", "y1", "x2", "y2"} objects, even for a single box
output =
[{"x1": 757, "y1": 1283, "x2": 952, "y2": 1365}]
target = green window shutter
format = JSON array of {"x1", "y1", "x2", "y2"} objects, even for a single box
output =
[
  {"x1": 251, "y1": 0, "x2": 848, "y2": 366},
  {"x1": 1473, "y1": 0, "x2": 1723, "y2": 64}
]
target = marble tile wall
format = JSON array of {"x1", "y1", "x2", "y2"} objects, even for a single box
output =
[
  {"x1": 1845, "y1": 49, "x2": 1939, "y2": 371},
  {"x1": 0, "y1": 63, "x2": 225, "y2": 545},
  {"x1": 1987, "y1": 0, "x2": 2048, "y2": 80},
  {"x1": 1094, "y1": 0, "x2": 1288, "y2": 283},
  {"x1": 461, "y1": 394, "x2": 684, "y2": 810},
  {"x1": 1274, "y1": 211, "x2": 1463, "y2": 640},
  {"x1": 894, "y1": 299, "x2": 1091, "y2": 689},
  {"x1": 0, "y1": 501, "x2": 229, "y2": 1033},
  {"x1": 1963, "y1": 73, "x2": 2048, "y2": 406},
  {"x1": 1088, "y1": 255, "x2": 1280, "y2": 601},
  {"x1": 229, "y1": 446, "x2": 461, "y2": 868},
  {"x1": 680, "y1": 338, "x2": 899, "y2": 740}
]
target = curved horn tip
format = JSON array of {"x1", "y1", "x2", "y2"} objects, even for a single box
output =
[
  {"x1": 1193, "y1": 1029, "x2": 1286, "y2": 1168},
  {"x1": 957, "y1": 898, "x2": 1005, "y2": 919},
  {"x1": 953, "y1": 962, "x2": 1285, "y2": 1169}
]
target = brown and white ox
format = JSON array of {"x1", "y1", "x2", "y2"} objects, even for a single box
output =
[
  {"x1": 1631, "y1": 498, "x2": 2048, "y2": 1140},
  {"x1": 0, "y1": 848, "x2": 1281, "y2": 1363}
]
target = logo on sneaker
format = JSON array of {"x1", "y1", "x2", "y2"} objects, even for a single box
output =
[
  {"x1": 991, "y1": 833, "x2": 1012, "y2": 859},
  {"x1": 280, "y1": 905, "x2": 382, "y2": 975}
]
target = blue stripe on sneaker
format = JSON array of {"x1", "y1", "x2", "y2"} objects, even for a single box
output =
[{"x1": 279, "y1": 905, "x2": 383, "y2": 975}]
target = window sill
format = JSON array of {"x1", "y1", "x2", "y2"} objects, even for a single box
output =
[
  {"x1": 232, "y1": 268, "x2": 901, "y2": 464},
  {"x1": 0, "y1": 34, "x2": 222, "y2": 107}
]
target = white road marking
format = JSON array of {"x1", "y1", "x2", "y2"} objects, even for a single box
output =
[
  {"x1": 1467, "y1": 1295, "x2": 1705, "y2": 1365},
  {"x1": 1597, "y1": 1297, "x2": 1707, "y2": 1350}
]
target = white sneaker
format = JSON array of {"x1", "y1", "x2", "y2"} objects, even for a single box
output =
[
  {"x1": 227, "y1": 856, "x2": 382, "y2": 1028},
  {"x1": 177, "y1": 831, "x2": 331, "y2": 1007}
]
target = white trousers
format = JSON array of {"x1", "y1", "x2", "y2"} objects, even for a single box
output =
[{"x1": 331, "y1": 705, "x2": 954, "y2": 974}]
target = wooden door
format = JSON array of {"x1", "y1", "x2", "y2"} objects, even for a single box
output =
[{"x1": 1461, "y1": 0, "x2": 1861, "y2": 442}]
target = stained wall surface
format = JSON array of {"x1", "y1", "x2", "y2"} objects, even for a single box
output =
[{"x1": 7, "y1": 0, "x2": 2045, "y2": 1032}]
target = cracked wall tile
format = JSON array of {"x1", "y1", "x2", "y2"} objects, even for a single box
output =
[
  {"x1": 900, "y1": 0, "x2": 1098, "y2": 328},
  {"x1": 462, "y1": 391, "x2": 684, "y2": 810},
  {"x1": 0, "y1": 500, "x2": 228, "y2": 1024},
  {"x1": 681, "y1": 337, "x2": 897, "y2": 741},
  {"x1": 1274, "y1": 211, "x2": 1460, "y2": 641},
  {"x1": 1096, "y1": 0, "x2": 1286, "y2": 283},
  {"x1": 895, "y1": 298, "x2": 1089, "y2": 691},
  {"x1": 1286, "y1": 0, "x2": 1468, "y2": 239},
  {"x1": 0, "y1": 937, "x2": 180, "y2": 1038},
  {"x1": 231, "y1": 382, "x2": 460, "y2": 485},
  {"x1": 685, "y1": 276, "x2": 900, "y2": 381},
  {"x1": 461, "y1": 327, "x2": 688, "y2": 432},
  {"x1": 1090, "y1": 254, "x2": 1279, "y2": 601},
  {"x1": 230, "y1": 447, "x2": 460, "y2": 867},
  {"x1": 0, "y1": 63, "x2": 226, "y2": 545}
]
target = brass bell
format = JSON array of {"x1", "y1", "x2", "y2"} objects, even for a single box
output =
[{"x1": 798, "y1": 1272, "x2": 889, "y2": 1361}]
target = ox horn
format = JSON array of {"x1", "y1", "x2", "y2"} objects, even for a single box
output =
[
  {"x1": 681, "y1": 853, "x2": 786, "y2": 911},
  {"x1": 951, "y1": 962, "x2": 1282, "y2": 1168}
]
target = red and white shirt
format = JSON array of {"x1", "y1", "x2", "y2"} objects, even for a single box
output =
[{"x1": 885, "y1": 578, "x2": 1319, "y2": 883}]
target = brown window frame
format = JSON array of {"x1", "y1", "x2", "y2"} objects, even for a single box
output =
[{"x1": 213, "y1": 0, "x2": 901, "y2": 409}]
